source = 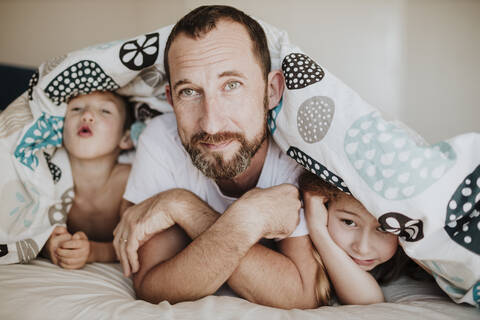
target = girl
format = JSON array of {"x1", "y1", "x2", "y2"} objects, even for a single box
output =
[{"x1": 299, "y1": 171, "x2": 417, "y2": 305}]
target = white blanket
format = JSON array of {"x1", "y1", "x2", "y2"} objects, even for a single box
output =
[
  {"x1": 0, "y1": 19, "x2": 478, "y2": 307},
  {"x1": 0, "y1": 259, "x2": 478, "y2": 320}
]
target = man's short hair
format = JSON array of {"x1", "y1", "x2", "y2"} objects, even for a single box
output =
[{"x1": 164, "y1": 5, "x2": 271, "y2": 84}]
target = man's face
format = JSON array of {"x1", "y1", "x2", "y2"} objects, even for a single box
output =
[{"x1": 166, "y1": 20, "x2": 270, "y2": 179}]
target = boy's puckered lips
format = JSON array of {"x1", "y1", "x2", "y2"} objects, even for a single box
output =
[{"x1": 78, "y1": 125, "x2": 93, "y2": 137}]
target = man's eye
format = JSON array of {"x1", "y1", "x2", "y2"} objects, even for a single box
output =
[
  {"x1": 225, "y1": 81, "x2": 240, "y2": 91},
  {"x1": 342, "y1": 219, "x2": 356, "y2": 227},
  {"x1": 179, "y1": 88, "x2": 198, "y2": 97}
]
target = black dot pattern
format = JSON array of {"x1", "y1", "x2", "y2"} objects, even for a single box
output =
[
  {"x1": 136, "y1": 103, "x2": 163, "y2": 122},
  {"x1": 287, "y1": 146, "x2": 350, "y2": 194},
  {"x1": 282, "y1": 53, "x2": 325, "y2": 90},
  {"x1": 297, "y1": 96, "x2": 334, "y2": 143},
  {"x1": 28, "y1": 70, "x2": 39, "y2": 100},
  {"x1": 43, "y1": 152, "x2": 61, "y2": 184},
  {"x1": 120, "y1": 32, "x2": 159, "y2": 71},
  {"x1": 378, "y1": 212, "x2": 424, "y2": 242},
  {"x1": 44, "y1": 60, "x2": 119, "y2": 105},
  {"x1": 444, "y1": 165, "x2": 480, "y2": 254},
  {"x1": 0, "y1": 244, "x2": 8, "y2": 258}
]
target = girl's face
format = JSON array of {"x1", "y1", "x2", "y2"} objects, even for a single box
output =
[{"x1": 327, "y1": 195, "x2": 398, "y2": 271}]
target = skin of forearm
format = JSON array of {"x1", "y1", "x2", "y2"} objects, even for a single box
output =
[
  {"x1": 139, "y1": 189, "x2": 317, "y2": 308},
  {"x1": 138, "y1": 212, "x2": 260, "y2": 304},
  {"x1": 310, "y1": 229, "x2": 384, "y2": 305},
  {"x1": 88, "y1": 241, "x2": 117, "y2": 263},
  {"x1": 227, "y1": 238, "x2": 319, "y2": 309}
]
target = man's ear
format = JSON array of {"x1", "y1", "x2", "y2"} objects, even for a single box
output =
[
  {"x1": 165, "y1": 84, "x2": 173, "y2": 106},
  {"x1": 266, "y1": 70, "x2": 285, "y2": 111},
  {"x1": 119, "y1": 130, "x2": 134, "y2": 150}
]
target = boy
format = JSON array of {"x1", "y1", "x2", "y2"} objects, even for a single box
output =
[{"x1": 42, "y1": 90, "x2": 134, "y2": 269}]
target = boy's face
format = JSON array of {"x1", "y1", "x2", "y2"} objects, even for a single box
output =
[
  {"x1": 327, "y1": 195, "x2": 398, "y2": 271},
  {"x1": 63, "y1": 91, "x2": 128, "y2": 160}
]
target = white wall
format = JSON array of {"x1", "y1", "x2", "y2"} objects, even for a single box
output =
[{"x1": 1, "y1": 0, "x2": 478, "y2": 142}]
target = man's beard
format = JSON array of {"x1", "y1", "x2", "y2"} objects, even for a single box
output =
[{"x1": 183, "y1": 93, "x2": 269, "y2": 180}]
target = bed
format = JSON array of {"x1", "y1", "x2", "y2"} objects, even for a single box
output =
[{"x1": 0, "y1": 258, "x2": 477, "y2": 319}]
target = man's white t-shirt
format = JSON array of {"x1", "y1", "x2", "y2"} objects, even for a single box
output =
[{"x1": 124, "y1": 113, "x2": 308, "y2": 237}]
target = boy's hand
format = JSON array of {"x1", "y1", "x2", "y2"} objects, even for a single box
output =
[
  {"x1": 303, "y1": 191, "x2": 329, "y2": 232},
  {"x1": 56, "y1": 231, "x2": 90, "y2": 269},
  {"x1": 44, "y1": 226, "x2": 72, "y2": 265}
]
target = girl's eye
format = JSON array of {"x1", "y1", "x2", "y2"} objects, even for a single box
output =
[
  {"x1": 179, "y1": 88, "x2": 199, "y2": 97},
  {"x1": 341, "y1": 219, "x2": 357, "y2": 227},
  {"x1": 225, "y1": 81, "x2": 240, "y2": 91}
]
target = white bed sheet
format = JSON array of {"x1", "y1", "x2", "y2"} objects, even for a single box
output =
[{"x1": 0, "y1": 258, "x2": 477, "y2": 320}]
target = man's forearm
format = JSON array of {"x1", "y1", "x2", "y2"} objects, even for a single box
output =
[
  {"x1": 136, "y1": 208, "x2": 260, "y2": 303},
  {"x1": 149, "y1": 189, "x2": 318, "y2": 309}
]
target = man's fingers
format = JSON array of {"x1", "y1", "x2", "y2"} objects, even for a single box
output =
[{"x1": 119, "y1": 240, "x2": 132, "y2": 277}]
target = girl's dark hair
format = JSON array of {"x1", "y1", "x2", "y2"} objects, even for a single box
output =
[
  {"x1": 164, "y1": 5, "x2": 271, "y2": 84},
  {"x1": 299, "y1": 170, "x2": 430, "y2": 285}
]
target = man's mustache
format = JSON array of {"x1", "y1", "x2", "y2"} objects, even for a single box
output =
[{"x1": 191, "y1": 131, "x2": 245, "y2": 145}]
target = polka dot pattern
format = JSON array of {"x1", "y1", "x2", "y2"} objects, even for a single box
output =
[
  {"x1": 267, "y1": 98, "x2": 283, "y2": 135},
  {"x1": 378, "y1": 212, "x2": 424, "y2": 242},
  {"x1": 297, "y1": 96, "x2": 334, "y2": 143},
  {"x1": 287, "y1": 146, "x2": 350, "y2": 194},
  {"x1": 0, "y1": 244, "x2": 7, "y2": 258},
  {"x1": 44, "y1": 60, "x2": 119, "y2": 105},
  {"x1": 345, "y1": 111, "x2": 456, "y2": 200},
  {"x1": 48, "y1": 187, "x2": 73, "y2": 225},
  {"x1": 120, "y1": 32, "x2": 159, "y2": 71},
  {"x1": 444, "y1": 165, "x2": 480, "y2": 254},
  {"x1": 27, "y1": 70, "x2": 39, "y2": 101},
  {"x1": 282, "y1": 53, "x2": 324, "y2": 90},
  {"x1": 43, "y1": 152, "x2": 62, "y2": 184}
]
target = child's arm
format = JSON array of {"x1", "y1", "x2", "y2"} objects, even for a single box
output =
[
  {"x1": 303, "y1": 192, "x2": 385, "y2": 305},
  {"x1": 56, "y1": 232, "x2": 117, "y2": 269}
]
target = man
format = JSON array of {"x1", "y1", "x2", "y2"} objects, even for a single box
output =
[{"x1": 113, "y1": 5, "x2": 320, "y2": 309}]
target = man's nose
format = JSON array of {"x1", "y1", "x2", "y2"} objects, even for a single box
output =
[{"x1": 198, "y1": 94, "x2": 226, "y2": 134}]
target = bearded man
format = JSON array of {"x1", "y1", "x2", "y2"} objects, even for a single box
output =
[{"x1": 113, "y1": 5, "x2": 320, "y2": 310}]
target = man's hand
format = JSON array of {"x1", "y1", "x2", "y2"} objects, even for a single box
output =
[
  {"x1": 56, "y1": 231, "x2": 90, "y2": 269},
  {"x1": 303, "y1": 191, "x2": 328, "y2": 233},
  {"x1": 43, "y1": 226, "x2": 72, "y2": 265},
  {"x1": 113, "y1": 194, "x2": 176, "y2": 277},
  {"x1": 230, "y1": 184, "x2": 302, "y2": 240}
]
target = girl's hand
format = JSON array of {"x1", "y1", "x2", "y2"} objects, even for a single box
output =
[
  {"x1": 303, "y1": 191, "x2": 329, "y2": 232},
  {"x1": 56, "y1": 231, "x2": 91, "y2": 269}
]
